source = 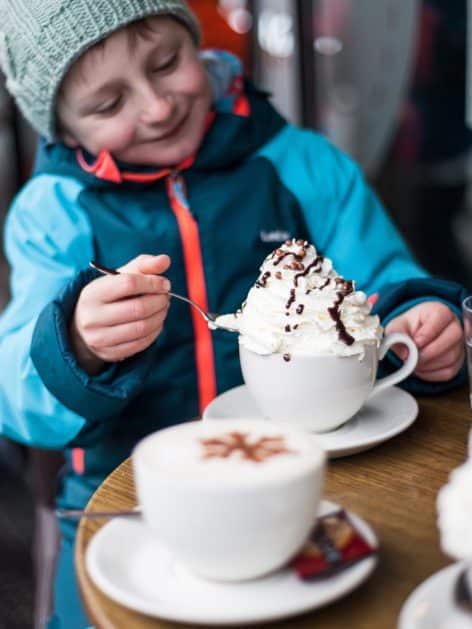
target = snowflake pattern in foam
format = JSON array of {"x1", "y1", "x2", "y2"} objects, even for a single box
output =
[{"x1": 200, "y1": 431, "x2": 295, "y2": 463}]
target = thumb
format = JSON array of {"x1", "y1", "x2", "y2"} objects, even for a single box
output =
[
  {"x1": 385, "y1": 314, "x2": 417, "y2": 362},
  {"x1": 119, "y1": 254, "x2": 171, "y2": 276},
  {"x1": 385, "y1": 316, "x2": 411, "y2": 337},
  {"x1": 385, "y1": 302, "x2": 452, "y2": 361}
]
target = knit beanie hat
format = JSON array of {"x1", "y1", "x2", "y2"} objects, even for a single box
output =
[{"x1": 0, "y1": 0, "x2": 200, "y2": 140}]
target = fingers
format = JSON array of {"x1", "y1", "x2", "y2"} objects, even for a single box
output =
[
  {"x1": 93, "y1": 329, "x2": 164, "y2": 363},
  {"x1": 385, "y1": 303, "x2": 465, "y2": 382},
  {"x1": 80, "y1": 293, "x2": 170, "y2": 328},
  {"x1": 414, "y1": 318, "x2": 462, "y2": 363},
  {"x1": 415, "y1": 354, "x2": 465, "y2": 382},
  {"x1": 417, "y1": 342, "x2": 464, "y2": 372},
  {"x1": 119, "y1": 254, "x2": 171, "y2": 276},
  {"x1": 85, "y1": 309, "x2": 168, "y2": 359},
  {"x1": 412, "y1": 303, "x2": 455, "y2": 349},
  {"x1": 385, "y1": 317, "x2": 414, "y2": 337},
  {"x1": 385, "y1": 317, "x2": 418, "y2": 361},
  {"x1": 415, "y1": 319, "x2": 463, "y2": 365},
  {"x1": 414, "y1": 319, "x2": 465, "y2": 382},
  {"x1": 88, "y1": 272, "x2": 171, "y2": 304},
  {"x1": 386, "y1": 301, "x2": 455, "y2": 345},
  {"x1": 74, "y1": 254, "x2": 173, "y2": 363}
]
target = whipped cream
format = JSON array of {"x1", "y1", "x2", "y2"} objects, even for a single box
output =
[
  {"x1": 216, "y1": 239, "x2": 382, "y2": 357},
  {"x1": 437, "y1": 459, "x2": 472, "y2": 561}
]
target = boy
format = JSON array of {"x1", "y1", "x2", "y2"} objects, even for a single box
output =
[{"x1": 0, "y1": 1, "x2": 466, "y2": 626}]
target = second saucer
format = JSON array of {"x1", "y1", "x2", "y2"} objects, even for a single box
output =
[{"x1": 203, "y1": 384, "x2": 418, "y2": 458}]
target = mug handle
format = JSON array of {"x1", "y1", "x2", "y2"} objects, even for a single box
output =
[{"x1": 369, "y1": 332, "x2": 419, "y2": 398}]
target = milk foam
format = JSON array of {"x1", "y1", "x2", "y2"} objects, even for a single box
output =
[{"x1": 135, "y1": 419, "x2": 325, "y2": 485}]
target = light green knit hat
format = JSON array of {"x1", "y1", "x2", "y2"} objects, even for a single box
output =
[{"x1": 0, "y1": 0, "x2": 201, "y2": 140}]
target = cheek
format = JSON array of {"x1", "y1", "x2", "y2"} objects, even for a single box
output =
[
  {"x1": 174, "y1": 61, "x2": 212, "y2": 103},
  {"x1": 86, "y1": 117, "x2": 136, "y2": 154}
]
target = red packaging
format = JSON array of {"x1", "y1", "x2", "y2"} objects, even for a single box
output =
[{"x1": 292, "y1": 509, "x2": 377, "y2": 580}]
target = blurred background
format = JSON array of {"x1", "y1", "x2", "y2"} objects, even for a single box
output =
[{"x1": 0, "y1": 1, "x2": 470, "y2": 626}]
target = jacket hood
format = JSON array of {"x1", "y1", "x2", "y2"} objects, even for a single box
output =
[{"x1": 33, "y1": 51, "x2": 286, "y2": 188}]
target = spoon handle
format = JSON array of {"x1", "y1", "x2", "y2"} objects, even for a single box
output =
[
  {"x1": 90, "y1": 260, "x2": 119, "y2": 275},
  {"x1": 167, "y1": 292, "x2": 211, "y2": 322},
  {"x1": 56, "y1": 508, "x2": 142, "y2": 520}
]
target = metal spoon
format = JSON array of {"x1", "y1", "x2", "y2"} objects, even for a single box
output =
[
  {"x1": 56, "y1": 507, "x2": 142, "y2": 520},
  {"x1": 89, "y1": 260, "x2": 239, "y2": 332}
]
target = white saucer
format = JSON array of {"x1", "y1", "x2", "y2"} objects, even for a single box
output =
[
  {"x1": 86, "y1": 500, "x2": 377, "y2": 626},
  {"x1": 203, "y1": 385, "x2": 418, "y2": 458},
  {"x1": 398, "y1": 563, "x2": 471, "y2": 629}
]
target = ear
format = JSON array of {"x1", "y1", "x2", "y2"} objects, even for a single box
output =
[
  {"x1": 57, "y1": 116, "x2": 80, "y2": 148},
  {"x1": 62, "y1": 131, "x2": 80, "y2": 148}
]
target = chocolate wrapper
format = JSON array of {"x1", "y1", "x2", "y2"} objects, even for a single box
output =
[{"x1": 292, "y1": 509, "x2": 377, "y2": 580}]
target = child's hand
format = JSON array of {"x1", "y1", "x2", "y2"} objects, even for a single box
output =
[
  {"x1": 70, "y1": 254, "x2": 171, "y2": 374},
  {"x1": 385, "y1": 301, "x2": 464, "y2": 382}
]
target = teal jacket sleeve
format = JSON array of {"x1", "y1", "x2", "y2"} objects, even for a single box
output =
[
  {"x1": 0, "y1": 175, "x2": 160, "y2": 448},
  {"x1": 0, "y1": 175, "x2": 91, "y2": 447}
]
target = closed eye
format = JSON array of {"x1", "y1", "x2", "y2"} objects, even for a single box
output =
[
  {"x1": 152, "y1": 53, "x2": 178, "y2": 74},
  {"x1": 95, "y1": 96, "x2": 122, "y2": 115}
]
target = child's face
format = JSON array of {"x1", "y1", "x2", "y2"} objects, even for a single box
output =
[{"x1": 57, "y1": 17, "x2": 212, "y2": 167}]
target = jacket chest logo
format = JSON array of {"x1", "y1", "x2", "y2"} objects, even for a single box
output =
[{"x1": 260, "y1": 230, "x2": 291, "y2": 243}]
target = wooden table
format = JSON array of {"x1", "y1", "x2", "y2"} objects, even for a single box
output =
[{"x1": 76, "y1": 387, "x2": 471, "y2": 629}]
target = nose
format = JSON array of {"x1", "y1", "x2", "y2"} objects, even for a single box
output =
[{"x1": 139, "y1": 84, "x2": 174, "y2": 125}]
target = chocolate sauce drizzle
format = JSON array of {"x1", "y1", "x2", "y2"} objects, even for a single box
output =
[
  {"x1": 272, "y1": 242, "x2": 357, "y2": 349},
  {"x1": 328, "y1": 280, "x2": 355, "y2": 346},
  {"x1": 285, "y1": 288, "x2": 296, "y2": 310},
  {"x1": 272, "y1": 241, "x2": 306, "y2": 267},
  {"x1": 273, "y1": 251, "x2": 299, "y2": 266},
  {"x1": 294, "y1": 256, "x2": 324, "y2": 287},
  {"x1": 255, "y1": 271, "x2": 271, "y2": 288}
]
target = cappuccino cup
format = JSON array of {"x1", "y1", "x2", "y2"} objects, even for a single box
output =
[
  {"x1": 133, "y1": 419, "x2": 325, "y2": 582},
  {"x1": 239, "y1": 332, "x2": 418, "y2": 432}
]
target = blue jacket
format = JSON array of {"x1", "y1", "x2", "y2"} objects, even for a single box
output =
[{"x1": 0, "y1": 53, "x2": 466, "y2": 521}]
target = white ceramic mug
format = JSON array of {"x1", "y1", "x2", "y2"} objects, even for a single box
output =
[
  {"x1": 133, "y1": 419, "x2": 325, "y2": 581},
  {"x1": 239, "y1": 332, "x2": 418, "y2": 432}
]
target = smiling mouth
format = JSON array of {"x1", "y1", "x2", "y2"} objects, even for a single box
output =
[{"x1": 143, "y1": 115, "x2": 188, "y2": 143}]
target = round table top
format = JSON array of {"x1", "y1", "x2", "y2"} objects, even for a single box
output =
[{"x1": 76, "y1": 386, "x2": 471, "y2": 629}]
